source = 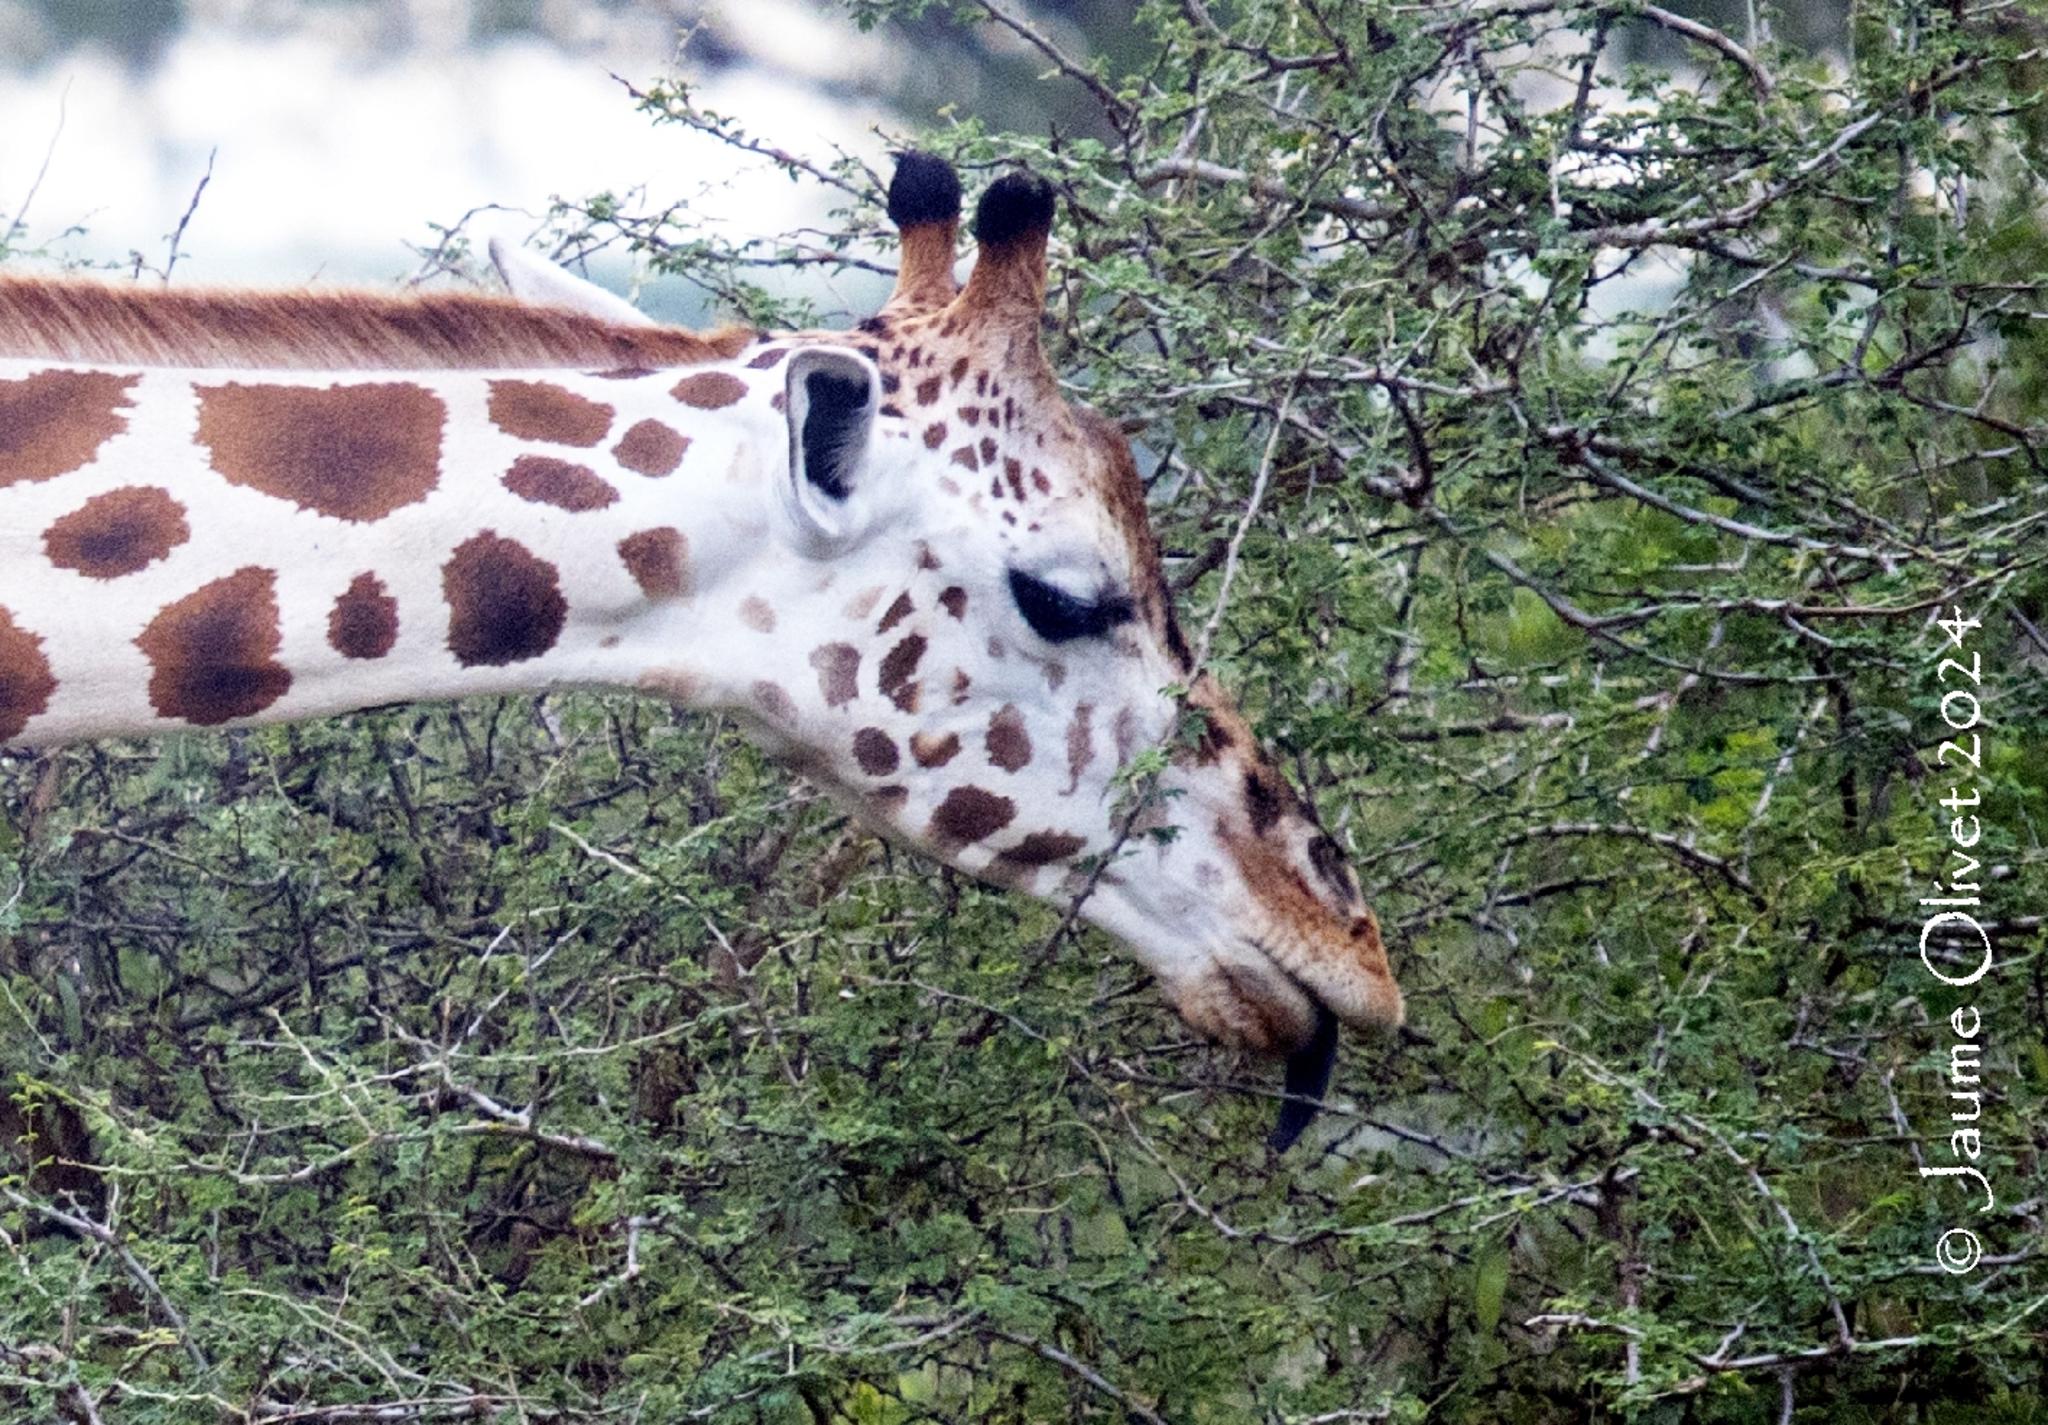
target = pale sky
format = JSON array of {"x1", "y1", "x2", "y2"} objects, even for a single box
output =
[{"x1": 0, "y1": 0, "x2": 906, "y2": 307}]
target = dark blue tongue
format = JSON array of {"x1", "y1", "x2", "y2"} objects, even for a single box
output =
[{"x1": 1268, "y1": 1002, "x2": 1340, "y2": 1152}]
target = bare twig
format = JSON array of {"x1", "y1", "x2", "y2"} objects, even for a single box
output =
[
  {"x1": 160, "y1": 147, "x2": 216, "y2": 282},
  {"x1": 981, "y1": 1327, "x2": 1169, "y2": 1425},
  {"x1": 4, "y1": 82, "x2": 67, "y2": 251},
  {"x1": 1, "y1": 1187, "x2": 210, "y2": 1374}
]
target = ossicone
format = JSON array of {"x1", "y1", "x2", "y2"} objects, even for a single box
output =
[
  {"x1": 951, "y1": 166, "x2": 1056, "y2": 328},
  {"x1": 879, "y1": 151, "x2": 964, "y2": 320},
  {"x1": 972, "y1": 169, "x2": 1056, "y2": 249},
  {"x1": 887, "y1": 151, "x2": 962, "y2": 230}
]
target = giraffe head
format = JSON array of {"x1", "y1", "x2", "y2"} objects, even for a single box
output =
[{"x1": 665, "y1": 154, "x2": 1402, "y2": 1108}]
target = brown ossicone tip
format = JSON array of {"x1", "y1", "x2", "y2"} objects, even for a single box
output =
[{"x1": 880, "y1": 151, "x2": 963, "y2": 318}]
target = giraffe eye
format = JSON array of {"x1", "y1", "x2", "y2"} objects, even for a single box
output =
[{"x1": 1008, "y1": 569, "x2": 1133, "y2": 644}]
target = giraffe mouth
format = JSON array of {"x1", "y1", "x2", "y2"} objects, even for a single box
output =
[
  {"x1": 1206, "y1": 946, "x2": 1343, "y2": 1151},
  {"x1": 1074, "y1": 882, "x2": 1387, "y2": 1151}
]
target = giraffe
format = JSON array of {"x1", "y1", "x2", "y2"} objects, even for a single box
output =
[{"x1": 0, "y1": 154, "x2": 1401, "y2": 1146}]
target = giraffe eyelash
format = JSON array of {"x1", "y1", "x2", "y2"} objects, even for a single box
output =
[{"x1": 1008, "y1": 569, "x2": 1134, "y2": 644}]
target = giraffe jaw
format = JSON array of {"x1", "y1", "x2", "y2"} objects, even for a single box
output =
[
  {"x1": 1068, "y1": 882, "x2": 1386, "y2": 1150},
  {"x1": 1074, "y1": 875, "x2": 1400, "y2": 1054}
]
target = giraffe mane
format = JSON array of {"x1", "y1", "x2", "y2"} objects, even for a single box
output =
[{"x1": 0, "y1": 274, "x2": 757, "y2": 371}]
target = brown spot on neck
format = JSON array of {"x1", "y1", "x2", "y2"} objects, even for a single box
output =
[
  {"x1": 612, "y1": 418, "x2": 689, "y2": 477},
  {"x1": 442, "y1": 533, "x2": 567, "y2": 667},
  {"x1": 196, "y1": 380, "x2": 445, "y2": 523},
  {"x1": 43, "y1": 486, "x2": 188, "y2": 579},
  {"x1": 1112, "y1": 705, "x2": 1139, "y2": 765},
  {"x1": 488, "y1": 379, "x2": 614, "y2": 446},
  {"x1": 1193, "y1": 699, "x2": 1237, "y2": 765},
  {"x1": 751, "y1": 680, "x2": 796, "y2": 722},
  {"x1": 501, "y1": 455, "x2": 619, "y2": 512},
  {"x1": 0, "y1": 607, "x2": 57, "y2": 742},
  {"x1": 328, "y1": 572, "x2": 399, "y2": 660},
  {"x1": 0, "y1": 369, "x2": 136, "y2": 490},
  {"x1": 640, "y1": 667, "x2": 702, "y2": 704},
  {"x1": 672, "y1": 372, "x2": 748, "y2": 409},
  {"x1": 136, "y1": 567, "x2": 292, "y2": 725}
]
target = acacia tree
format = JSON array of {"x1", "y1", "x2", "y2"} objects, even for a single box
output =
[{"x1": 4, "y1": 1, "x2": 2045, "y2": 1421}]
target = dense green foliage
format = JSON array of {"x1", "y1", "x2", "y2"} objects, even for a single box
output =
[{"x1": 6, "y1": 1, "x2": 2047, "y2": 1420}]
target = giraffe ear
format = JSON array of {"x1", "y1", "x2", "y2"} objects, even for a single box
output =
[
  {"x1": 781, "y1": 348, "x2": 882, "y2": 556},
  {"x1": 487, "y1": 237, "x2": 659, "y2": 328}
]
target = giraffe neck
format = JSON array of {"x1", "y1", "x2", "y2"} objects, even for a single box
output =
[{"x1": 0, "y1": 350, "x2": 800, "y2": 747}]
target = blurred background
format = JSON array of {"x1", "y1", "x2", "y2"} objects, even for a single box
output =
[
  {"x1": 0, "y1": 0, "x2": 1848, "y2": 292},
  {"x1": 0, "y1": 0, "x2": 1142, "y2": 289}
]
